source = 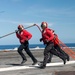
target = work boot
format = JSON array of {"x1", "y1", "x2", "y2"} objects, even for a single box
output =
[
  {"x1": 62, "y1": 58, "x2": 66, "y2": 65},
  {"x1": 63, "y1": 52, "x2": 70, "y2": 61},
  {"x1": 64, "y1": 55, "x2": 70, "y2": 61},
  {"x1": 32, "y1": 60, "x2": 37, "y2": 65},
  {"x1": 59, "y1": 55, "x2": 66, "y2": 65},
  {"x1": 40, "y1": 60, "x2": 51, "y2": 63},
  {"x1": 38, "y1": 63, "x2": 46, "y2": 69},
  {"x1": 47, "y1": 60, "x2": 51, "y2": 63},
  {"x1": 40, "y1": 61, "x2": 43, "y2": 63},
  {"x1": 21, "y1": 59, "x2": 27, "y2": 65},
  {"x1": 66, "y1": 55, "x2": 70, "y2": 61}
]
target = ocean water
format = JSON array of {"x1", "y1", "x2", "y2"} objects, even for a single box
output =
[
  {"x1": 0, "y1": 44, "x2": 44, "y2": 51},
  {"x1": 0, "y1": 43, "x2": 75, "y2": 51}
]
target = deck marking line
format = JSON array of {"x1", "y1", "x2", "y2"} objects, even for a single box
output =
[{"x1": 0, "y1": 60, "x2": 75, "y2": 72}]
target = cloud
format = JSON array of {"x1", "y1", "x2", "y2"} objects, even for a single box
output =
[
  {"x1": 0, "y1": 19, "x2": 53, "y2": 27},
  {"x1": 0, "y1": 19, "x2": 38, "y2": 26}
]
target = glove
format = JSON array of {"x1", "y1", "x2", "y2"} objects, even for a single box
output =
[
  {"x1": 45, "y1": 39, "x2": 49, "y2": 43},
  {"x1": 26, "y1": 38, "x2": 28, "y2": 41},
  {"x1": 40, "y1": 38, "x2": 43, "y2": 42},
  {"x1": 53, "y1": 30, "x2": 55, "y2": 32},
  {"x1": 34, "y1": 24, "x2": 36, "y2": 26},
  {"x1": 15, "y1": 30, "x2": 18, "y2": 33}
]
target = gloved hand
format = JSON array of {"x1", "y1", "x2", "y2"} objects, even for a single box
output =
[
  {"x1": 33, "y1": 24, "x2": 37, "y2": 26},
  {"x1": 40, "y1": 38, "x2": 43, "y2": 42},
  {"x1": 15, "y1": 30, "x2": 18, "y2": 33},
  {"x1": 52, "y1": 30, "x2": 54, "y2": 32},
  {"x1": 26, "y1": 38, "x2": 28, "y2": 41},
  {"x1": 45, "y1": 39, "x2": 49, "y2": 43}
]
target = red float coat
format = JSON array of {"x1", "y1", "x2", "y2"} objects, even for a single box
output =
[
  {"x1": 16, "y1": 29, "x2": 32, "y2": 44},
  {"x1": 41, "y1": 28, "x2": 54, "y2": 44},
  {"x1": 54, "y1": 34, "x2": 59, "y2": 45},
  {"x1": 49, "y1": 29, "x2": 59, "y2": 45}
]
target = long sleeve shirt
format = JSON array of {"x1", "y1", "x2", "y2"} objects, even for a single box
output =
[
  {"x1": 16, "y1": 29, "x2": 32, "y2": 44},
  {"x1": 41, "y1": 28, "x2": 54, "y2": 44}
]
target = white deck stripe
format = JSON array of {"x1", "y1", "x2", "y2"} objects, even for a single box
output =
[{"x1": 0, "y1": 61, "x2": 75, "y2": 72}]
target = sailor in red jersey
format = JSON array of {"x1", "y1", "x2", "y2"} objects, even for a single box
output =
[
  {"x1": 47, "y1": 30, "x2": 69, "y2": 63},
  {"x1": 39, "y1": 22, "x2": 66, "y2": 69},
  {"x1": 15, "y1": 25, "x2": 37, "y2": 65}
]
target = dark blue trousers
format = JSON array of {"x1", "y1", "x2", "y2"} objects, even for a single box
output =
[{"x1": 18, "y1": 41, "x2": 37, "y2": 62}]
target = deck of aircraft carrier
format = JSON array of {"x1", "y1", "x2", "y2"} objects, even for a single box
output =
[{"x1": 0, "y1": 49, "x2": 75, "y2": 75}]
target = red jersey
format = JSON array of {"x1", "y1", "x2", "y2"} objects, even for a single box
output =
[
  {"x1": 16, "y1": 30, "x2": 32, "y2": 44},
  {"x1": 42, "y1": 28, "x2": 54, "y2": 44}
]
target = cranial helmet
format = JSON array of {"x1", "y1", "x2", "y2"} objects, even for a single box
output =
[
  {"x1": 41, "y1": 22, "x2": 48, "y2": 28},
  {"x1": 18, "y1": 24, "x2": 24, "y2": 29}
]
